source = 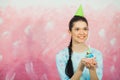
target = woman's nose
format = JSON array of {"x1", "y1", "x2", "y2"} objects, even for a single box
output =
[{"x1": 79, "y1": 30, "x2": 84, "y2": 34}]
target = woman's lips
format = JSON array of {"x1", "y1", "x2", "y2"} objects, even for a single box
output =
[{"x1": 78, "y1": 36, "x2": 85, "y2": 39}]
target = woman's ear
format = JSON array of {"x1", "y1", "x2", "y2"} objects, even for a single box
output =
[{"x1": 68, "y1": 30, "x2": 71, "y2": 36}]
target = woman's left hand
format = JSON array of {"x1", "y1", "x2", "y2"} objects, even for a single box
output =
[{"x1": 84, "y1": 57, "x2": 97, "y2": 69}]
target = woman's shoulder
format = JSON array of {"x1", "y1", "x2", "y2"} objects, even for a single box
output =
[{"x1": 56, "y1": 47, "x2": 69, "y2": 59}]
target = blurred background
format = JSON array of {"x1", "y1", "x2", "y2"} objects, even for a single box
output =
[{"x1": 0, "y1": 0, "x2": 120, "y2": 80}]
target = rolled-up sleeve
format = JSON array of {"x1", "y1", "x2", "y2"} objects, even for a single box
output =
[
  {"x1": 56, "y1": 52, "x2": 70, "y2": 80},
  {"x1": 95, "y1": 51, "x2": 103, "y2": 80}
]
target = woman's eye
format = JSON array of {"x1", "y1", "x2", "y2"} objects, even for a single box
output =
[
  {"x1": 75, "y1": 28, "x2": 79, "y2": 31},
  {"x1": 84, "y1": 28, "x2": 89, "y2": 30},
  {"x1": 73, "y1": 27, "x2": 89, "y2": 31}
]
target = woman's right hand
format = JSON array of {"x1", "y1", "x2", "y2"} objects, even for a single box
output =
[
  {"x1": 78, "y1": 58, "x2": 86, "y2": 71},
  {"x1": 78, "y1": 58, "x2": 97, "y2": 71}
]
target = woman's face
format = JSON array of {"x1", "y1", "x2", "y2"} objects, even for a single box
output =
[{"x1": 70, "y1": 21, "x2": 89, "y2": 43}]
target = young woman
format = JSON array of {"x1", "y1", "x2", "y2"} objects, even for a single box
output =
[{"x1": 56, "y1": 16, "x2": 103, "y2": 80}]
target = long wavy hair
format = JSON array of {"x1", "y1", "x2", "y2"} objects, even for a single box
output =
[{"x1": 65, "y1": 16, "x2": 88, "y2": 78}]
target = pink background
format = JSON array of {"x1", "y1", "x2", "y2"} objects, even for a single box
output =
[{"x1": 0, "y1": 0, "x2": 120, "y2": 80}]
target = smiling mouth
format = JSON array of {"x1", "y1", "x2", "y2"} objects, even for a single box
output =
[{"x1": 78, "y1": 36, "x2": 86, "y2": 39}]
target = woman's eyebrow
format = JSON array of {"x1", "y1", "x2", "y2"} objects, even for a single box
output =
[{"x1": 73, "y1": 26, "x2": 88, "y2": 28}]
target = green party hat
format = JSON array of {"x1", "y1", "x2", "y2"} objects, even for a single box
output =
[{"x1": 75, "y1": 5, "x2": 84, "y2": 16}]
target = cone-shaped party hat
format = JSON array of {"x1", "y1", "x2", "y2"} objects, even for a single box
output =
[{"x1": 75, "y1": 5, "x2": 84, "y2": 16}]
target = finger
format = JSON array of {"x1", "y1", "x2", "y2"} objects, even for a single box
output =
[
  {"x1": 92, "y1": 59, "x2": 95, "y2": 64},
  {"x1": 85, "y1": 58, "x2": 92, "y2": 63},
  {"x1": 86, "y1": 62, "x2": 91, "y2": 68},
  {"x1": 90, "y1": 63, "x2": 97, "y2": 68},
  {"x1": 90, "y1": 60, "x2": 96, "y2": 66},
  {"x1": 93, "y1": 62, "x2": 96, "y2": 65},
  {"x1": 87, "y1": 59, "x2": 93, "y2": 64},
  {"x1": 94, "y1": 61, "x2": 97, "y2": 65}
]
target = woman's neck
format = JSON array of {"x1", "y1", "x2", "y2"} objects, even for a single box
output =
[{"x1": 72, "y1": 42, "x2": 89, "y2": 53}]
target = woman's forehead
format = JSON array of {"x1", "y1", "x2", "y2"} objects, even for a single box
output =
[{"x1": 73, "y1": 21, "x2": 88, "y2": 28}]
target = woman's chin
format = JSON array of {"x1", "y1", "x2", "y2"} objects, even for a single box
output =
[
  {"x1": 76, "y1": 40, "x2": 86, "y2": 44},
  {"x1": 77, "y1": 38, "x2": 87, "y2": 43}
]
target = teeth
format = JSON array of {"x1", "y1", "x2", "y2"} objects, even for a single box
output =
[{"x1": 79, "y1": 36, "x2": 85, "y2": 39}]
